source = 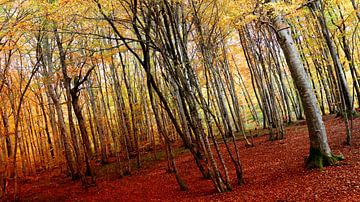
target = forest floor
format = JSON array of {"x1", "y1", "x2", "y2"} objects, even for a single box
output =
[{"x1": 7, "y1": 115, "x2": 360, "y2": 201}]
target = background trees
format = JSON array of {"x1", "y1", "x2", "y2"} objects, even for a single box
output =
[{"x1": 0, "y1": 0, "x2": 358, "y2": 198}]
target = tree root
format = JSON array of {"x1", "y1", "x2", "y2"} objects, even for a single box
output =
[{"x1": 305, "y1": 147, "x2": 344, "y2": 169}]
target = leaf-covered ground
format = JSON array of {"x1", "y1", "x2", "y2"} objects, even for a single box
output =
[{"x1": 10, "y1": 115, "x2": 360, "y2": 201}]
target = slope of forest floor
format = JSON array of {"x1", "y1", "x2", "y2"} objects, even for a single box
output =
[{"x1": 8, "y1": 115, "x2": 360, "y2": 201}]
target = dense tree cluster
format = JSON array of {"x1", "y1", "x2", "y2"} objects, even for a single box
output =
[{"x1": 0, "y1": 0, "x2": 358, "y2": 199}]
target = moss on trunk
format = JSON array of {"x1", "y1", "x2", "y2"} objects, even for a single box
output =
[{"x1": 305, "y1": 147, "x2": 344, "y2": 169}]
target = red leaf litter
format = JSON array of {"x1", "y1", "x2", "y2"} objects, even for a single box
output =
[{"x1": 10, "y1": 115, "x2": 360, "y2": 201}]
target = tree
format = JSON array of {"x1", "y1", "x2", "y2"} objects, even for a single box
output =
[{"x1": 266, "y1": 0, "x2": 343, "y2": 168}]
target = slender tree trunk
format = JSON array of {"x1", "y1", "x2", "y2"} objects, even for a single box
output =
[
  {"x1": 48, "y1": 87, "x2": 77, "y2": 178},
  {"x1": 0, "y1": 131, "x2": 5, "y2": 198},
  {"x1": 120, "y1": 54, "x2": 141, "y2": 168},
  {"x1": 148, "y1": 84, "x2": 187, "y2": 191},
  {"x1": 46, "y1": 93, "x2": 61, "y2": 160},
  {"x1": 41, "y1": 32, "x2": 78, "y2": 179},
  {"x1": 12, "y1": 61, "x2": 39, "y2": 200},
  {"x1": 310, "y1": 1, "x2": 353, "y2": 112},
  {"x1": 1, "y1": 109, "x2": 12, "y2": 158},
  {"x1": 110, "y1": 55, "x2": 131, "y2": 174},
  {"x1": 87, "y1": 82, "x2": 108, "y2": 164},
  {"x1": 86, "y1": 103, "x2": 99, "y2": 156},
  {"x1": 38, "y1": 93, "x2": 55, "y2": 159},
  {"x1": 350, "y1": 0, "x2": 360, "y2": 20}
]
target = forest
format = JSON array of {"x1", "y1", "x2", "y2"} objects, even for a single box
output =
[{"x1": 0, "y1": 0, "x2": 359, "y2": 201}]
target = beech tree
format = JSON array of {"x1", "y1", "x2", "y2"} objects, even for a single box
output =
[
  {"x1": 266, "y1": 0, "x2": 343, "y2": 168},
  {"x1": 0, "y1": 0, "x2": 358, "y2": 199}
]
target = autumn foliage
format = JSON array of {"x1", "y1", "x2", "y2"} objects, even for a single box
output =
[{"x1": 0, "y1": 0, "x2": 359, "y2": 201}]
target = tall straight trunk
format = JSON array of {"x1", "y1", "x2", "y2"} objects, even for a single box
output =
[
  {"x1": 170, "y1": 76, "x2": 192, "y2": 144},
  {"x1": 65, "y1": 80, "x2": 82, "y2": 166},
  {"x1": 38, "y1": 93, "x2": 55, "y2": 159},
  {"x1": 18, "y1": 117, "x2": 28, "y2": 176},
  {"x1": 34, "y1": 106, "x2": 47, "y2": 169},
  {"x1": 98, "y1": 62, "x2": 115, "y2": 154},
  {"x1": 1, "y1": 113, "x2": 13, "y2": 157},
  {"x1": 21, "y1": 116, "x2": 34, "y2": 175},
  {"x1": 0, "y1": 108, "x2": 12, "y2": 158},
  {"x1": 46, "y1": 93, "x2": 60, "y2": 159},
  {"x1": 270, "y1": 3, "x2": 342, "y2": 168},
  {"x1": 24, "y1": 107, "x2": 38, "y2": 172},
  {"x1": 22, "y1": 118, "x2": 34, "y2": 175},
  {"x1": 310, "y1": 1, "x2": 352, "y2": 111},
  {"x1": 139, "y1": 70, "x2": 151, "y2": 144},
  {"x1": 110, "y1": 55, "x2": 131, "y2": 174},
  {"x1": 48, "y1": 87, "x2": 77, "y2": 178},
  {"x1": 87, "y1": 82, "x2": 108, "y2": 164},
  {"x1": 337, "y1": 9, "x2": 360, "y2": 107},
  {"x1": 271, "y1": 36, "x2": 292, "y2": 123},
  {"x1": 232, "y1": 45, "x2": 260, "y2": 125},
  {"x1": 120, "y1": 54, "x2": 140, "y2": 168},
  {"x1": 86, "y1": 103, "x2": 99, "y2": 156},
  {"x1": 26, "y1": 107, "x2": 39, "y2": 170}
]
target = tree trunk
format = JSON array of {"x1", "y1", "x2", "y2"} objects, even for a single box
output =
[
  {"x1": 70, "y1": 90, "x2": 95, "y2": 184},
  {"x1": 42, "y1": 32, "x2": 78, "y2": 178},
  {"x1": 0, "y1": 126, "x2": 6, "y2": 198},
  {"x1": 270, "y1": 6, "x2": 343, "y2": 168},
  {"x1": 47, "y1": 86, "x2": 78, "y2": 179},
  {"x1": 310, "y1": 1, "x2": 353, "y2": 112},
  {"x1": 0, "y1": 109, "x2": 12, "y2": 158},
  {"x1": 87, "y1": 82, "x2": 108, "y2": 164},
  {"x1": 38, "y1": 93, "x2": 55, "y2": 159}
]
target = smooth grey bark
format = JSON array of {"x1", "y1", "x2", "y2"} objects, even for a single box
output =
[
  {"x1": 310, "y1": 1, "x2": 352, "y2": 112},
  {"x1": 270, "y1": 4, "x2": 342, "y2": 168}
]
